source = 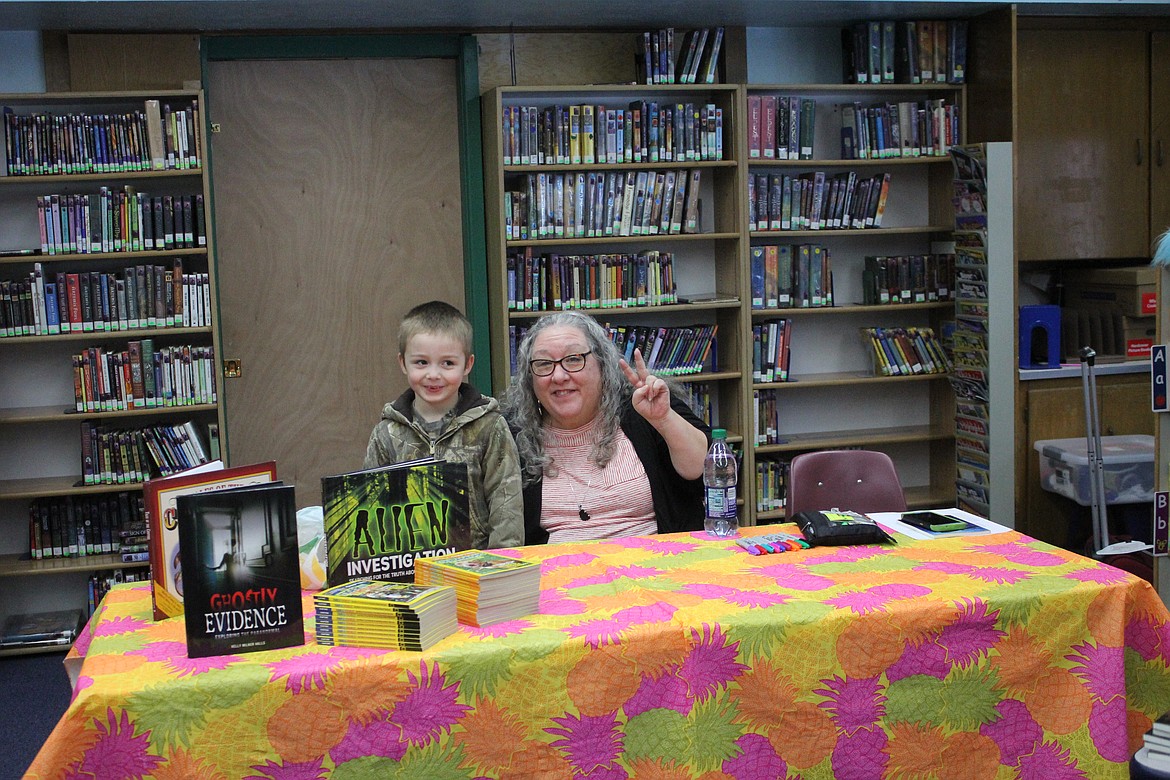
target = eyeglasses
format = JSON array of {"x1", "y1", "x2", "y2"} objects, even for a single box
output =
[{"x1": 529, "y1": 351, "x2": 592, "y2": 377}]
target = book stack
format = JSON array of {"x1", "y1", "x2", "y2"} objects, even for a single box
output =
[
  {"x1": 0, "y1": 609, "x2": 83, "y2": 650},
  {"x1": 605, "y1": 323, "x2": 718, "y2": 377},
  {"x1": 1138, "y1": 714, "x2": 1170, "y2": 774},
  {"x1": 314, "y1": 580, "x2": 458, "y2": 651},
  {"x1": 413, "y1": 550, "x2": 541, "y2": 627}
]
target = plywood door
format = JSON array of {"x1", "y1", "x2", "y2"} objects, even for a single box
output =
[{"x1": 206, "y1": 58, "x2": 465, "y2": 507}]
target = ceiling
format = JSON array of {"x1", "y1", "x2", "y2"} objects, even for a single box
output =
[{"x1": 2, "y1": 0, "x2": 1170, "y2": 33}]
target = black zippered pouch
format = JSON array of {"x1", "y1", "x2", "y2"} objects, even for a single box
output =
[{"x1": 792, "y1": 509, "x2": 897, "y2": 546}]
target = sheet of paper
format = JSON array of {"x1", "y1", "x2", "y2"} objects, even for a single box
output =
[{"x1": 870, "y1": 508, "x2": 1012, "y2": 540}]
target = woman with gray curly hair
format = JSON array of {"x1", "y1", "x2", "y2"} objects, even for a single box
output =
[{"x1": 501, "y1": 311, "x2": 711, "y2": 545}]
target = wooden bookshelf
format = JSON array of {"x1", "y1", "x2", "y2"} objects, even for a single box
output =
[
  {"x1": 0, "y1": 89, "x2": 224, "y2": 628},
  {"x1": 744, "y1": 81, "x2": 963, "y2": 519},
  {"x1": 482, "y1": 83, "x2": 749, "y2": 464}
]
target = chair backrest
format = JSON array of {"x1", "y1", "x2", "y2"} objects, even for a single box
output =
[{"x1": 786, "y1": 450, "x2": 907, "y2": 515}]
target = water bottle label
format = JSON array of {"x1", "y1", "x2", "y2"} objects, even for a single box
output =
[{"x1": 705, "y1": 486, "x2": 737, "y2": 519}]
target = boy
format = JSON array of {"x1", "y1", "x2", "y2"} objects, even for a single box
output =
[{"x1": 364, "y1": 300, "x2": 524, "y2": 549}]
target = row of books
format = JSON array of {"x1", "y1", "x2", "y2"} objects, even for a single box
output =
[
  {"x1": 72, "y1": 341, "x2": 217, "y2": 412},
  {"x1": 749, "y1": 243, "x2": 834, "y2": 310},
  {"x1": 606, "y1": 323, "x2": 718, "y2": 376},
  {"x1": 81, "y1": 419, "x2": 212, "y2": 485},
  {"x1": 90, "y1": 568, "x2": 149, "y2": 614},
  {"x1": 861, "y1": 254, "x2": 956, "y2": 306},
  {"x1": 35, "y1": 191, "x2": 207, "y2": 256},
  {"x1": 755, "y1": 457, "x2": 790, "y2": 512},
  {"x1": 862, "y1": 326, "x2": 951, "y2": 376},
  {"x1": 637, "y1": 27, "x2": 724, "y2": 85},
  {"x1": 752, "y1": 319, "x2": 792, "y2": 383},
  {"x1": 746, "y1": 95, "x2": 815, "y2": 160},
  {"x1": 506, "y1": 168, "x2": 704, "y2": 240},
  {"x1": 1, "y1": 264, "x2": 211, "y2": 338},
  {"x1": 748, "y1": 171, "x2": 890, "y2": 232},
  {"x1": 686, "y1": 381, "x2": 715, "y2": 427},
  {"x1": 841, "y1": 99, "x2": 960, "y2": 160},
  {"x1": 27, "y1": 490, "x2": 145, "y2": 560},
  {"x1": 506, "y1": 249, "x2": 677, "y2": 312},
  {"x1": 753, "y1": 389, "x2": 784, "y2": 446},
  {"x1": 3, "y1": 99, "x2": 202, "y2": 175},
  {"x1": 844, "y1": 19, "x2": 968, "y2": 85},
  {"x1": 501, "y1": 101, "x2": 724, "y2": 166}
]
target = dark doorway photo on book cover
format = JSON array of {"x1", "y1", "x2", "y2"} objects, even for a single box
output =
[
  {"x1": 177, "y1": 482, "x2": 304, "y2": 658},
  {"x1": 322, "y1": 459, "x2": 471, "y2": 587}
]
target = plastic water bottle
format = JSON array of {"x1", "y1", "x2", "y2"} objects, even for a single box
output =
[{"x1": 703, "y1": 429, "x2": 738, "y2": 538}]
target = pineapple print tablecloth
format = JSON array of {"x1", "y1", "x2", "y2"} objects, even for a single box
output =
[{"x1": 28, "y1": 528, "x2": 1170, "y2": 779}]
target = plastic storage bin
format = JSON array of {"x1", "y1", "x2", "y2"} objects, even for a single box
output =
[{"x1": 1034, "y1": 434, "x2": 1155, "y2": 506}]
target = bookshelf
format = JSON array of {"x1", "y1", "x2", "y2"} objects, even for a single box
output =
[
  {"x1": 481, "y1": 83, "x2": 749, "y2": 461},
  {"x1": 744, "y1": 83, "x2": 964, "y2": 521},
  {"x1": 0, "y1": 90, "x2": 223, "y2": 653}
]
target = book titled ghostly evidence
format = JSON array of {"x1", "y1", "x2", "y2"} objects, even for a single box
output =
[{"x1": 177, "y1": 481, "x2": 304, "y2": 658}]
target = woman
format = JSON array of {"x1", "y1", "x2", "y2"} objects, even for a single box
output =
[{"x1": 502, "y1": 311, "x2": 711, "y2": 545}]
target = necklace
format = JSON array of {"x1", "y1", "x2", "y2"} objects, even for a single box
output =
[{"x1": 562, "y1": 464, "x2": 599, "y2": 522}]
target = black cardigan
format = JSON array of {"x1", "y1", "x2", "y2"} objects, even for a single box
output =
[{"x1": 520, "y1": 396, "x2": 712, "y2": 545}]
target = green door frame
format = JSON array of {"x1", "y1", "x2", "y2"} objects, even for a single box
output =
[{"x1": 200, "y1": 34, "x2": 490, "y2": 392}]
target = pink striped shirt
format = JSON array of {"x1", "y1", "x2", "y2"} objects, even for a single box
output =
[{"x1": 541, "y1": 417, "x2": 656, "y2": 543}]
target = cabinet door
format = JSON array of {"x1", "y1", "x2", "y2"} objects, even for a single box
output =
[
  {"x1": 1017, "y1": 30, "x2": 1150, "y2": 261},
  {"x1": 1022, "y1": 376, "x2": 1153, "y2": 549},
  {"x1": 1152, "y1": 32, "x2": 1170, "y2": 244}
]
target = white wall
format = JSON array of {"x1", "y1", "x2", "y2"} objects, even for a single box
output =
[{"x1": 0, "y1": 31, "x2": 45, "y2": 92}]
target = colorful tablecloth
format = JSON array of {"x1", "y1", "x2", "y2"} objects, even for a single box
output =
[{"x1": 27, "y1": 528, "x2": 1170, "y2": 779}]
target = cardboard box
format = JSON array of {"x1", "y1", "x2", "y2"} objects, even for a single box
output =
[
  {"x1": 1123, "y1": 315, "x2": 1156, "y2": 359},
  {"x1": 1034, "y1": 434, "x2": 1154, "y2": 506},
  {"x1": 1064, "y1": 266, "x2": 1157, "y2": 318}
]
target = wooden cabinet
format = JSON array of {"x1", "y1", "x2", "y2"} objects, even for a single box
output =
[
  {"x1": 0, "y1": 90, "x2": 223, "y2": 652},
  {"x1": 1016, "y1": 28, "x2": 1155, "y2": 262},
  {"x1": 1019, "y1": 372, "x2": 1154, "y2": 549},
  {"x1": 1151, "y1": 32, "x2": 1170, "y2": 242}
]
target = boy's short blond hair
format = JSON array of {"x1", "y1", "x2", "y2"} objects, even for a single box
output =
[{"x1": 398, "y1": 300, "x2": 474, "y2": 357}]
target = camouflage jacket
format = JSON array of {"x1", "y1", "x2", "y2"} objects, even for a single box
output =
[{"x1": 363, "y1": 384, "x2": 524, "y2": 550}]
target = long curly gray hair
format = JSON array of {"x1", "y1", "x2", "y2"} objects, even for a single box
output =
[{"x1": 501, "y1": 311, "x2": 633, "y2": 484}]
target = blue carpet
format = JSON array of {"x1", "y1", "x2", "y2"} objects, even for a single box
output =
[{"x1": 0, "y1": 652, "x2": 71, "y2": 779}]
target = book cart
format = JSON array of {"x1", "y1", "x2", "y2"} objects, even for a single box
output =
[{"x1": 0, "y1": 91, "x2": 225, "y2": 654}]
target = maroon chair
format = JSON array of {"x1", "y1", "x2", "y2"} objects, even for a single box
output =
[{"x1": 786, "y1": 450, "x2": 907, "y2": 515}]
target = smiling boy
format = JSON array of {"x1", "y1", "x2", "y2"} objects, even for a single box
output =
[{"x1": 364, "y1": 301, "x2": 523, "y2": 549}]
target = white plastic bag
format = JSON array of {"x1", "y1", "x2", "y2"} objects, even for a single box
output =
[{"x1": 296, "y1": 505, "x2": 327, "y2": 590}]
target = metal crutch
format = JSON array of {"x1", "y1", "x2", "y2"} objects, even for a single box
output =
[
  {"x1": 1080, "y1": 347, "x2": 1110, "y2": 556},
  {"x1": 1080, "y1": 346, "x2": 1153, "y2": 558}
]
